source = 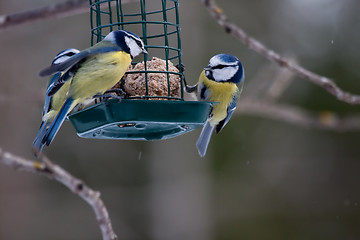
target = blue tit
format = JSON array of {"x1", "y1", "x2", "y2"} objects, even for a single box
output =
[
  {"x1": 32, "y1": 48, "x2": 80, "y2": 153},
  {"x1": 39, "y1": 30, "x2": 147, "y2": 147},
  {"x1": 185, "y1": 54, "x2": 244, "y2": 157}
]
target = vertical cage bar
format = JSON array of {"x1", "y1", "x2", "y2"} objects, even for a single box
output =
[
  {"x1": 89, "y1": 0, "x2": 95, "y2": 45},
  {"x1": 161, "y1": 0, "x2": 171, "y2": 97},
  {"x1": 118, "y1": 0, "x2": 125, "y2": 30},
  {"x1": 115, "y1": 0, "x2": 122, "y2": 30},
  {"x1": 174, "y1": 0, "x2": 183, "y2": 99},
  {"x1": 108, "y1": 0, "x2": 113, "y2": 32},
  {"x1": 95, "y1": 1, "x2": 102, "y2": 42},
  {"x1": 140, "y1": 0, "x2": 149, "y2": 97}
]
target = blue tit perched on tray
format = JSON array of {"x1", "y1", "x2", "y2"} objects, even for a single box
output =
[
  {"x1": 184, "y1": 54, "x2": 244, "y2": 157},
  {"x1": 32, "y1": 48, "x2": 80, "y2": 153},
  {"x1": 38, "y1": 30, "x2": 147, "y2": 147}
]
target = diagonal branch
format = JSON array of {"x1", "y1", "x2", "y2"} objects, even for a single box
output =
[
  {"x1": 201, "y1": 0, "x2": 360, "y2": 104},
  {"x1": 0, "y1": 148, "x2": 117, "y2": 240},
  {"x1": 0, "y1": 0, "x2": 89, "y2": 31},
  {"x1": 0, "y1": 0, "x2": 138, "y2": 32}
]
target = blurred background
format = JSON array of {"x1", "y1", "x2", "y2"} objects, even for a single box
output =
[{"x1": 1, "y1": 0, "x2": 360, "y2": 239}]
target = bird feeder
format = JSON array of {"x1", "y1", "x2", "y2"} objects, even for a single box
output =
[{"x1": 68, "y1": 0, "x2": 213, "y2": 140}]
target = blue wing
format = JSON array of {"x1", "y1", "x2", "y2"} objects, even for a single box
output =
[
  {"x1": 42, "y1": 97, "x2": 74, "y2": 146},
  {"x1": 39, "y1": 46, "x2": 121, "y2": 77},
  {"x1": 215, "y1": 94, "x2": 238, "y2": 134},
  {"x1": 34, "y1": 73, "x2": 61, "y2": 153},
  {"x1": 46, "y1": 71, "x2": 73, "y2": 96},
  {"x1": 32, "y1": 121, "x2": 47, "y2": 153},
  {"x1": 42, "y1": 72, "x2": 61, "y2": 115}
]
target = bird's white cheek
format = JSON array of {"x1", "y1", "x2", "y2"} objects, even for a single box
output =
[
  {"x1": 130, "y1": 47, "x2": 142, "y2": 58},
  {"x1": 125, "y1": 37, "x2": 142, "y2": 58},
  {"x1": 213, "y1": 66, "x2": 238, "y2": 82}
]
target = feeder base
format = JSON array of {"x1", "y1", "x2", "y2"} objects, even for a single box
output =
[{"x1": 68, "y1": 99, "x2": 213, "y2": 141}]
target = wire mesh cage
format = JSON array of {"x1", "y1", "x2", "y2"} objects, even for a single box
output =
[
  {"x1": 90, "y1": 0, "x2": 183, "y2": 100},
  {"x1": 68, "y1": 0, "x2": 213, "y2": 140}
]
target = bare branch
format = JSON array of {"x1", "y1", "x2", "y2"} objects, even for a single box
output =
[
  {"x1": 263, "y1": 67, "x2": 295, "y2": 103},
  {"x1": 0, "y1": 148, "x2": 118, "y2": 240},
  {"x1": 201, "y1": 0, "x2": 360, "y2": 104},
  {"x1": 237, "y1": 98, "x2": 360, "y2": 132},
  {"x1": 0, "y1": 0, "x2": 137, "y2": 32}
]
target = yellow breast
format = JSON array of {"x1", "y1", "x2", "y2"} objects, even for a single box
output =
[
  {"x1": 199, "y1": 71, "x2": 238, "y2": 126},
  {"x1": 69, "y1": 51, "x2": 131, "y2": 101}
]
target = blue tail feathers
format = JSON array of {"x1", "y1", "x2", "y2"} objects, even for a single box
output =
[
  {"x1": 196, "y1": 121, "x2": 215, "y2": 157},
  {"x1": 42, "y1": 98, "x2": 74, "y2": 146},
  {"x1": 32, "y1": 122, "x2": 48, "y2": 153}
]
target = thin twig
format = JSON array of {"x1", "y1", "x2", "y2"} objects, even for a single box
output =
[
  {"x1": 0, "y1": 148, "x2": 117, "y2": 240},
  {"x1": 237, "y1": 98, "x2": 360, "y2": 132},
  {"x1": 263, "y1": 67, "x2": 295, "y2": 102},
  {"x1": 201, "y1": 0, "x2": 360, "y2": 104},
  {"x1": 0, "y1": 0, "x2": 137, "y2": 32}
]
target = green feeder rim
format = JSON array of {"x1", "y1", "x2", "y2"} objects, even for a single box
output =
[{"x1": 89, "y1": 0, "x2": 184, "y2": 100}]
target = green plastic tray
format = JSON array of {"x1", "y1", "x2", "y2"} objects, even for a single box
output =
[{"x1": 68, "y1": 99, "x2": 213, "y2": 141}]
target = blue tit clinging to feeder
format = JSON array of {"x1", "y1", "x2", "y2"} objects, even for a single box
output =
[
  {"x1": 39, "y1": 30, "x2": 147, "y2": 147},
  {"x1": 185, "y1": 54, "x2": 244, "y2": 157},
  {"x1": 32, "y1": 48, "x2": 80, "y2": 153}
]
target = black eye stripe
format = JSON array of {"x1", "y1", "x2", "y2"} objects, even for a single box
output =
[
  {"x1": 213, "y1": 65, "x2": 226, "y2": 69},
  {"x1": 135, "y1": 39, "x2": 143, "y2": 47},
  {"x1": 124, "y1": 32, "x2": 143, "y2": 48},
  {"x1": 52, "y1": 51, "x2": 78, "y2": 64},
  {"x1": 211, "y1": 64, "x2": 237, "y2": 70},
  {"x1": 67, "y1": 52, "x2": 77, "y2": 56},
  {"x1": 56, "y1": 52, "x2": 77, "y2": 59}
]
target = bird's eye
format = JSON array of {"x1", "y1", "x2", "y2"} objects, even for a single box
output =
[
  {"x1": 135, "y1": 39, "x2": 144, "y2": 48},
  {"x1": 213, "y1": 64, "x2": 227, "y2": 69}
]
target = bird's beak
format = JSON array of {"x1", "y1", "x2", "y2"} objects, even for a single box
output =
[
  {"x1": 204, "y1": 65, "x2": 211, "y2": 71},
  {"x1": 142, "y1": 49, "x2": 148, "y2": 54}
]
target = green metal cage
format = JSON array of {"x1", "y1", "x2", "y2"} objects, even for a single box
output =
[
  {"x1": 90, "y1": 0, "x2": 183, "y2": 100},
  {"x1": 68, "y1": 0, "x2": 213, "y2": 140}
]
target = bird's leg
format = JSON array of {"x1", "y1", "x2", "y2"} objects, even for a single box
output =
[
  {"x1": 104, "y1": 88, "x2": 127, "y2": 96},
  {"x1": 182, "y1": 74, "x2": 198, "y2": 93},
  {"x1": 183, "y1": 76, "x2": 198, "y2": 93},
  {"x1": 175, "y1": 63, "x2": 185, "y2": 73},
  {"x1": 93, "y1": 88, "x2": 127, "y2": 102},
  {"x1": 176, "y1": 63, "x2": 197, "y2": 93},
  {"x1": 93, "y1": 93, "x2": 123, "y2": 102},
  {"x1": 93, "y1": 94, "x2": 124, "y2": 100}
]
